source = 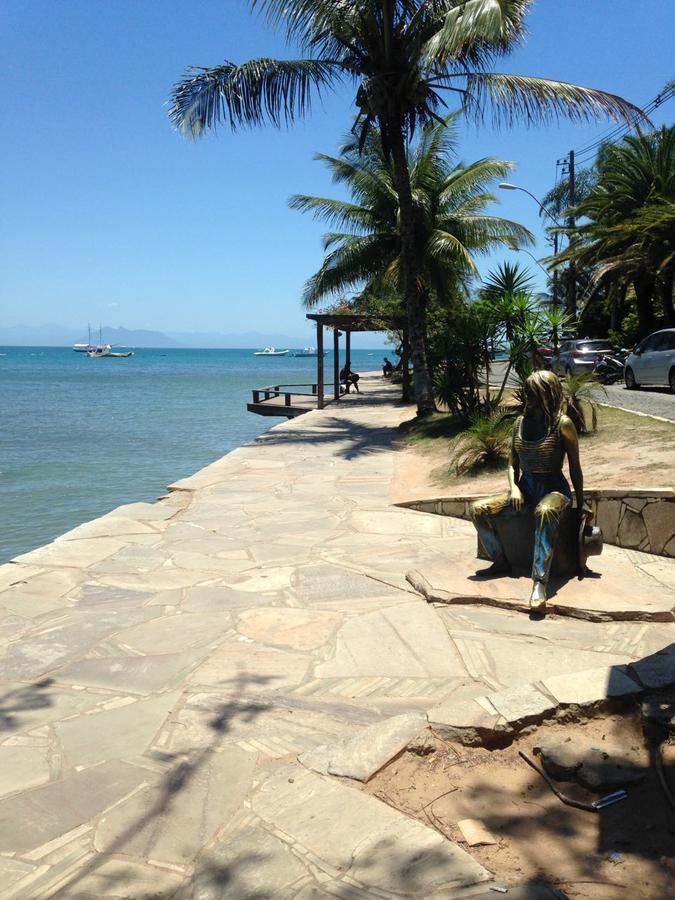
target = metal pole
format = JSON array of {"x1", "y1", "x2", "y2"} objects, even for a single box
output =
[
  {"x1": 345, "y1": 330, "x2": 351, "y2": 372},
  {"x1": 333, "y1": 329, "x2": 340, "y2": 401},
  {"x1": 552, "y1": 232, "x2": 559, "y2": 307},
  {"x1": 567, "y1": 150, "x2": 577, "y2": 319},
  {"x1": 317, "y1": 322, "x2": 324, "y2": 409}
]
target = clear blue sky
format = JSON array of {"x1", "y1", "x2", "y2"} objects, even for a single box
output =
[{"x1": 2, "y1": 1, "x2": 673, "y2": 339}]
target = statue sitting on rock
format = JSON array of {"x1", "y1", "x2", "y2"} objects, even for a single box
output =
[{"x1": 471, "y1": 370, "x2": 596, "y2": 613}]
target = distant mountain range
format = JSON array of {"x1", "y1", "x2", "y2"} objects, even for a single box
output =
[
  {"x1": 0, "y1": 324, "x2": 390, "y2": 349},
  {"x1": 0, "y1": 325, "x2": 311, "y2": 349}
]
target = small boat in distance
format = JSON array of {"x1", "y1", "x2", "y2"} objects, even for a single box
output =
[
  {"x1": 87, "y1": 348, "x2": 134, "y2": 358},
  {"x1": 73, "y1": 324, "x2": 100, "y2": 353},
  {"x1": 293, "y1": 347, "x2": 326, "y2": 357},
  {"x1": 254, "y1": 347, "x2": 289, "y2": 356}
]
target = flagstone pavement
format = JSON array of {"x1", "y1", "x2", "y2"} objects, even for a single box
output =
[{"x1": 1, "y1": 377, "x2": 673, "y2": 898}]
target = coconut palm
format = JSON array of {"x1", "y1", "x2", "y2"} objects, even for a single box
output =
[
  {"x1": 169, "y1": 0, "x2": 645, "y2": 415},
  {"x1": 554, "y1": 126, "x2": 675, "y2": 337},
  {"x1": 290, "y1": 114, "x2": 533, "y2": 310}
]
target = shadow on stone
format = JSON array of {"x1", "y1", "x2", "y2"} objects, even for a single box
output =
[{"x1": 0, "y1": 677, "x2": 54, "y2": 732}]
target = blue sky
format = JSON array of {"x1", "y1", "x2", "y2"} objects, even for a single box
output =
[{"x1": 2, "y1": 1, "x2": 673, "y2": 342}]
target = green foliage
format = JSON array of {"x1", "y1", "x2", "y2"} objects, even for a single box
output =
[
  {"x1": 561, "y1": 372, "x2": 606, "y2": 435},
  {"x1": 169, "y1": 1, "x2": 646, "y2": 413},
  {"x1": 552, "y1": 126, "x2": 675, "y2": 337},
  {"x1": 452, "y1": 407, "x2": 513, "y2": 475},
  {"x1": 290, "y1": 115, "x2": 532, "y2": 308},
  {"x1": 429, "y1": 301, "x2": 494, "y2": 422}
]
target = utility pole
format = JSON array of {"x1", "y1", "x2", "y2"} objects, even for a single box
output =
[{"x1": 567, "y1": 149, "x2": 577, "y2": 320}]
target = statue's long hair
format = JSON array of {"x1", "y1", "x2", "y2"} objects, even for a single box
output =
[{"x1": 523, "y1": 370, "x2": 564, "y2": 428}]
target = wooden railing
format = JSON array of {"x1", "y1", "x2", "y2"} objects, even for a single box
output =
[{"x1": 251, "y1": 382, "x2": 334, "y2": 408}]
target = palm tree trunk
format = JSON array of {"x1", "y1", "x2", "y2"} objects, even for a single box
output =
[
  {"x1": 659, "y1": 268, "x2": 674, "y2": 327},
  {"x1": 633, "y1": 273, "x2": 655, "y2": 338},
  {"x1": 387, "y1": 121, "x2": 436, "y2": 416}
]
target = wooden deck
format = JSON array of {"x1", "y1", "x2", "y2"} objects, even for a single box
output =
[{"x1": 247, "y1": 383, "x2": 336, "y2": 418}]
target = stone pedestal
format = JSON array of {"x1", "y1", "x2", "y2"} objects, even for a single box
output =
[{"x1": 477, "y1": 507, "x2": 580, "y2": 577}]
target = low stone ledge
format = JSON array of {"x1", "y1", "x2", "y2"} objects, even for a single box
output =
[{"x1": 397, "y1": 488, "x2": 675, "y2": 558}]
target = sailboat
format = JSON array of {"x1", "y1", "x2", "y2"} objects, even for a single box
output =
[{"x1": 85, "y1": 327, "x2": 133, "y2": 358}]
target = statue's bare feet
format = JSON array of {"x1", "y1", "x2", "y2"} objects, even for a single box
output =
[
  {"x1": 476, "y1": 559, "x2": 512, "y2": 577},
  {"x1": 529, "y1": 580, "x2": 547, "y2": 612}
]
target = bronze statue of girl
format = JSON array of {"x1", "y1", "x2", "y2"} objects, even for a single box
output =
[{"x1": 471, "y1": 370, "x2": 584, "y2": 612}]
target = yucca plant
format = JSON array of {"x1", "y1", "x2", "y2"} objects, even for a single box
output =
[
  {"x1": 452, "y1": 406, "x2": 513, "y2": 475},
  {"x1": 562, "y1": 372, "x2": 606, "y2": 434}
]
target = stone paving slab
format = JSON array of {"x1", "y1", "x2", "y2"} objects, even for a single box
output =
[
  {"x1": 1, "y1": 378, "x2": 673, "y2": 897},
  {"x1": 408, "y1": 535, "x2": 675, "y2": 622}
]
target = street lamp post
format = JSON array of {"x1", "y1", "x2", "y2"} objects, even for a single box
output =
[{"x1": 499, "y1": 182, "x2": 566, "y2": 312}]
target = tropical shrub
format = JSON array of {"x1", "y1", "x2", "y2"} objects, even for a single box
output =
[
  {"x1": 452, "y1": 406, "x2": 513, "y2": 475},
  {"x1": 562, "y1": 372, "x2": 606, "y2": 434}
]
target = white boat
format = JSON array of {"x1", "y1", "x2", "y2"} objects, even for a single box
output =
[
  {"x1": 254, "y1": 347, "x2": 289, "y2": 356},
  {"x1": 87, "y1": 348, "x2": 133, "y2": 358},
  {"x1": 293, "y1": 347, "x2": 325, "y2": 357},
  {"x1": 73, "y1": 324, "x2": 97, "y2": 352}
]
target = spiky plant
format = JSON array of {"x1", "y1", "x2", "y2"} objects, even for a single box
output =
[
  {"x1": 452, "y1": 406, "x2": 513, "y2": 474},
  {"x1": 562, "y1": 372, "x2": 606, "y2": 434}
]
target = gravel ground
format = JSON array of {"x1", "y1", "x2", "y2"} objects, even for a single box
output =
[{"x1": 601, "y1": 383, "x2": 675, "y2": 421}]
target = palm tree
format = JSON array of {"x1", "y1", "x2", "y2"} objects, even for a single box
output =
[
  {"x1": 169, "y1": 0, "x2": 645, "y2": 415},
  {"x1": 289, "y1": 114, "x2": 533, "y2": 312},
  {"x1": 554, "y1": 126, "x2": 675, "y2": 337}
]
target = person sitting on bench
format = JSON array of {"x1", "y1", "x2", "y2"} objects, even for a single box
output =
[
  {"x1": 382, "y1": 357, "x2": 393, "y2": 377},
  {"x1": 339, "y1": 364, "x2": 361, "y2": 394}
]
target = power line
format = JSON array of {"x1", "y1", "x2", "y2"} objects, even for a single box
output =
[{"x1": 565, "y1": 87, "x2": 674, "y2": 165}]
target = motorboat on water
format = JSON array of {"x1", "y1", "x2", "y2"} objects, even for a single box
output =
[
  {"x1": 293, "y1": 347, "x2": 325, "y2": 357},
  {"x1": 254, "y1": 347, "x2": 289, "y2": 356},
  {"x1": 87, "y1": 348, "x2": 134, "y2": 358}
]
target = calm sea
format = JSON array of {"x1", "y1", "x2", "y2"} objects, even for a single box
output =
[{"x1": 0, "y1": 346, "x2": 386, "y2": 563}]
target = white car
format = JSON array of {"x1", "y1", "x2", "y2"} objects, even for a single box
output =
[
  {"x1": 553, "y1": 338, "x2": 613, "y2": 375},
  {"x1": 624, "y1": 328, "x2": 675, "y2": 392}
]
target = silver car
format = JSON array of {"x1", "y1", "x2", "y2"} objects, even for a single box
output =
[
  {"x1": 624, "y1": 328, "x2": 675, "y2": 392},
  {"x1": 553, "y1": 338, "x2": 613, "y2": 376}
]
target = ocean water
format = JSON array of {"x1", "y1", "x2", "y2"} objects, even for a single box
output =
[{"x1": 0, "y1": 346, "x2": 386, "y2": 563}]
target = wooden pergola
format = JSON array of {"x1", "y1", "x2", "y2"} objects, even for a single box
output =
[
  {"x1": 247, "y1": 312, "x2": 408, "y2": 418},
  {"x1": 306, "y1": 312, "x2": 408, "y2": 409}
]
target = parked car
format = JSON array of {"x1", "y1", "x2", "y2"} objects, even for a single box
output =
[
  {"x1": 535, "y1": 346, "x2": 554, "y2": 369},
  {"x1": 553, "y1": 338, "x2": 614, "y2": 376},
  {"x1": 624, "y1": 328, "x2": 675, "y2": 392}
]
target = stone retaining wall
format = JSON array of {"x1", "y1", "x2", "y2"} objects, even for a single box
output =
[{"x1": 398, "y1": 488, "x2": 675, "y2": 558}]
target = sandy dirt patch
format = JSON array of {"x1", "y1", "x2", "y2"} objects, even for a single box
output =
[
  {"x1": 392, "y1": 406, "x2": 675, "y2": 504},
  {"x1": 366, "y1": 693, "x2": 675, "y2": 899}
]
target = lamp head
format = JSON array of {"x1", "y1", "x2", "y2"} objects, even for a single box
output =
[{"x1": 498, "y1": 182, "x2": 518, "y2": 190}]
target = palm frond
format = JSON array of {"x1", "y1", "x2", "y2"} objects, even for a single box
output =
[
  {"x1": 425, "y1": 0, "x2": 531, "y2": 64},
  {"x1": 463, "y1": 73, "x2": 649, "y2": 128},
  {"x1": 169, "y1": 58, "x2": 343, "y2": 135},
  {"x1": 288, "y1": 195, "x2": 376, "y2": 231}
]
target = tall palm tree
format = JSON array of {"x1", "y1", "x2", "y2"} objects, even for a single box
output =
[
  {"x1": 290, "y1": 114, "x2": 533, "y2": 312},
  {"x1": 169, "y1": 0, "x2": 645, "y2": 415},
  {"x1": 555, "y1": 126, "x2": 675, "y2": 336}
]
